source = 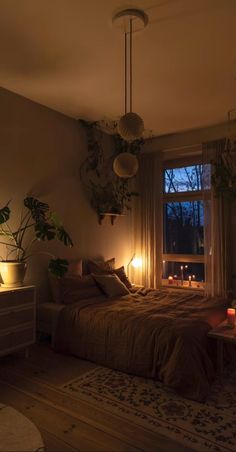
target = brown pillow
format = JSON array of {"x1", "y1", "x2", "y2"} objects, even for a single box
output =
[
  {"x1": 67, "y1": 259, "x2": 83, "y2": 277},
  {"x1": 113, "y1": 266, "x2": 132, "y2": 289},
  {"x1": 48, "y1": 258, "x2": 83, "y2": 303},
  {"x1": 87, "y1": 258, "x2": 115, "y2": 274},
  {"x1": 92, "y1": 273, "x2": 130, "y2": 297},
  {"x1": 62, "y1": 275, "x2": 102, "y2": 304}
]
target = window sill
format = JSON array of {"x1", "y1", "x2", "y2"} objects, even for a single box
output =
[{"x1": 162, "y1": 279, "x2": 204, "y2": 291}]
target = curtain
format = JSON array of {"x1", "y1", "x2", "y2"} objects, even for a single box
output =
[
  {"x1": 202, "y1": 139, "x2": 231, "y2": 298},
  {"x1": 132, "y1": 152, "x2": 163, "y2": 288}
]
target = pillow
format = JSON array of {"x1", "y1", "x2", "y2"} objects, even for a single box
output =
[
  {"x1": 48, "y1": 258, "x2": 83, "y2": 303},
  {"x1": 88, "y1": 262, "x2": 132, "y2": 290},
  {"x1": 112, "y1": 266, "x2": 132, "y2": 289},
  {"x1": 92, "y1": 273, "x2": 130, "y2": 297},
  {"x1": 67, "y1": 259, "x2": 83, "y2": 277},
  {"x1": 87, "y1": 257, "x2": 115, "y2": 274},
  {"x1": 61, "y1": 275, "x2": 102, "y2": 305}
]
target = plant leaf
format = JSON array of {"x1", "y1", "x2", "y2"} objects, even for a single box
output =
[
  {"x1": 24, "y1": 197, "x2": 49, "y2": 222},
  {"x1": 0, "y1": 204, "x2": 10, "y2": 224},
  {"x1": 49, "y1": 212, "x2": 62, "y2": 228},
  {"x1": 35, "y1": 222, "x2": 55, "y2": 241},
  {"x1": 48, "y1": 258, "x2": 68, "y2": 278},
  {"x1": 56, "y1": 226, "x2": 73, "y2": 247},
  {"x1": 49, "y1": 213, "x2": 73, "y2": 247}
]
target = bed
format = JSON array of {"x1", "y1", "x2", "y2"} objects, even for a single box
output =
[{"x1": 49, "y1": 285, "x2": 227, "y2": 402}]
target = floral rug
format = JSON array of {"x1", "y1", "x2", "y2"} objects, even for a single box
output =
[{"x1": 61, "y1": 361, "x2": 236, "y2": 452}]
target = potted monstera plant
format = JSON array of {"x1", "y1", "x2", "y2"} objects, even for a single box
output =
[{"x1": 0, "y1": 197, "x2": 73, "y2": 287}]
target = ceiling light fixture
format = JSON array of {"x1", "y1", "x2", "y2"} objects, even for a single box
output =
[{"x1": 112, "y1": 8, "x2": 148, "y2": 142}]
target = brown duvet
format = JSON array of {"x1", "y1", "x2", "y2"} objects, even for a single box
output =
[{"x1": 54, "y1": 288, "x2": 227, "y2": 401}]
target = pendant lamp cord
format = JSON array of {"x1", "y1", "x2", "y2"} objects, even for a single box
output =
[
  {"x1": 130, "y1": 18, "x2": 132, "y2": 113},
  {"x1": 124, "y1": 18, "x2": 133, "y2": 115},
  {"x1": 125, "y1": 31, "x2": 127, "y2": 114}
]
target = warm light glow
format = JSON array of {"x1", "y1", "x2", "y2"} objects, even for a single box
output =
[
  {"x1": 131, "y1": 257, "x2": 142, "y2": 268},
  {"x1": 227, "y1": 308, "x2": 235, "y2": 328}
]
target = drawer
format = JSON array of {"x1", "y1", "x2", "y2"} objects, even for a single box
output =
[
  {"x1": 0, "y1": 306, "x2": 34, "y2": 330},
  {"x1": 0, "y1": 288, "x2": 35, "y2": 309},
  {"x1": 0, "y1": 327, "x2": 34, "y2": 353}
]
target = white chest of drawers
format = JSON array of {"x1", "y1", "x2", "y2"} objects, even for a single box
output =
[{"x1": 0, "y1": 285, "x2": 36, "y2": 357}]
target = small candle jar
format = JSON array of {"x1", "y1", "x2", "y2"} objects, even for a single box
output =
[
  {"x1": 168, "y1": 276, "x2": 173, "y2": 285},
  {"x1": 227, "y1": 308, "x2": 235, "y2": 328}
]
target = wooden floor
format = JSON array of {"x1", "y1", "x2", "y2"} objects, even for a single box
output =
[{"x1": 0, "y1": 341, "x2": 193, "y2": 452}]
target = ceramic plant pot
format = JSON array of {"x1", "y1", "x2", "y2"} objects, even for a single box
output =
[{"x1": 0, "y1": 261, "x2": 27, "y2": 288}]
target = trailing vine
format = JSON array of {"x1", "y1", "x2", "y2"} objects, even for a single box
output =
[{"x1": 80, "y1": 120, "x2": 141, "y2": 218}]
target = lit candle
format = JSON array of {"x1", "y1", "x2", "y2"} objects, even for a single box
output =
[
  {"x1": 188, "y1": 275, "x2": 192, "y2": 286},
  {"x1": 192, "y1": 275, "x2": 196, "y2": 280},
  {"x1": 168, "y1": 276, "x2": 173, "y2": 285},
  {"x1": 227, "y1": 308, "x2": 235, "y2": 328},
  {"x1": 180, "y1": 266, "x2": 184, "y2": 285}
]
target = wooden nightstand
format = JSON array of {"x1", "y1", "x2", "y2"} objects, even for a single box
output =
[
  {"x1": 208, "y1": 320, "x2": 236, "y2": 373},
  {"x1": 0, "y1": 285, "x2": 36, "y2": 358}
]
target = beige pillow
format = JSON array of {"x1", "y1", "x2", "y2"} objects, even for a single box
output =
[
  {"x1": 48, "y1": 258, "x2": 83, "y2": 303},
  {"x1": 92, "y1": 273, "x2": 130, "y2": 297},
  {"x1": 62, "y1": 275, "x2": 102, "y2": 304},
  {"x1": 87, "y1": 258, "x2": 115, "y2": 274},
  {"x1": 88, "y1": 262, "x2": 132, "y2": 290}
]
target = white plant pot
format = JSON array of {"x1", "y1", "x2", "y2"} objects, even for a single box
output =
[{"x1": 0, "y1": 261, "x2": 27, "y2": 288}]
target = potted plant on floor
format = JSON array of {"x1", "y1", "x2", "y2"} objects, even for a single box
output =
[{"x1": 0, "y1": 197, "x2": 73, "y2": 287}]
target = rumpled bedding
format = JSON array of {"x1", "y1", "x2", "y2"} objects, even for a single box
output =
[{"x1": 54, "y1": 288, "x2": 227, "y2": 401}]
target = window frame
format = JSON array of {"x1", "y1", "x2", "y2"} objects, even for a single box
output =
[{"x1": 161, "y1": 155, "x2": 208, "y2": 289}]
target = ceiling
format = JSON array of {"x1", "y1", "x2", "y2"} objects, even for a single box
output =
[{"x1": 0, "y1": 0, "x2": 236, "y2": 137}]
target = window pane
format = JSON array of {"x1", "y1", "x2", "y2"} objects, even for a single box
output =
[
  {"x1": 162, "y1": 261, "x2": 205, "y2": 284},
  {"x1": 164, "y1": 165, "x2": 204, "y2": 193},
  {"x1": 163, "y1": 200, "x2": 204, "y2": 255}
]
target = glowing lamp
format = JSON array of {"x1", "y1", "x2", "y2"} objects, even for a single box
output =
[{"x1": 131, "y1": 256, "x2": 142, "y2": 268}]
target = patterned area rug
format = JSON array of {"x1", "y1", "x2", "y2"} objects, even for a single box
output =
[{"x1": 61, "y1": 361, "x2": 236, "y2": 452}]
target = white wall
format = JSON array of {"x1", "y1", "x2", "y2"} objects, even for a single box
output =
[{"x1": 0, "y1": 87, "x2": 132, "y2": 301}]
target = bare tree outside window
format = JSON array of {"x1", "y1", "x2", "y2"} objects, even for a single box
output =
[{"x1": 162, "y1": 164, "x2": 209, "y2": 284}]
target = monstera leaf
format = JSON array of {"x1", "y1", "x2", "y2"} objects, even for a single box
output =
[
  {"x1": 35, "y1": 222, "x2": 56, "y2": 241},
  {"x1": 0, "y1": 204, "x2": 10, "y2": 225},
  {"x1": 55, "y1": 226, "x2": 73, "y2": 247},
  {"x1": 48, "y1": 258, "x2": 68, "y2": 277},
  {"x1": 24, "y1": 197, "x2": 49, "y2": 222},
  {"x1": 49, "y1": 212, "x2": 73, "y2": 247}
]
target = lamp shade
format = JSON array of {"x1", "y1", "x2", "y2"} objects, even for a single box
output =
[
  {"x1": 117, "y1": 112, "x2": 144, "y2": 141},
  {"x1": 113, "y1": 153, "x2": 139, "y2": 178}
]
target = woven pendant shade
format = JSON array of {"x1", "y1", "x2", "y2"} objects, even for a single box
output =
[
  {"x1": 117, "y1": 112, "x2": 144, "y2": 141},
  {"x1": 113, "y1": 152, "x2": 139, "y2": 178}
]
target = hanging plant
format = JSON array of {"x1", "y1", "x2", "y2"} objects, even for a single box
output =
[
  {"x1": 211, "y1": 139, "x2": 236, "y2": 199},
  {"x1": 80, "y1": 121, "x2": 140, "y2": 218}
]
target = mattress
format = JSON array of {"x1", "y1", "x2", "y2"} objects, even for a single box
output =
[{"x1": 37, "y1": 302, "x2": 64, "y2": 346}]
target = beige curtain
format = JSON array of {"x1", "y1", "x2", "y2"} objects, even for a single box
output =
[
  {"x1": 132, "y1": 152, "x2": 163, "y2": 288},
  {"x1": 202, "y1": 139, "x2": 231, "y2": 298}
]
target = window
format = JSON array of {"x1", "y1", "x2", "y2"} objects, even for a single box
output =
[{"x1": 162, "y1": 160, "x2": 210, "y2": 288}]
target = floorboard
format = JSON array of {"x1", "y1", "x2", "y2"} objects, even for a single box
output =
[{"x1": 0, "y1": 342, "x2": 193, "y2": 452}]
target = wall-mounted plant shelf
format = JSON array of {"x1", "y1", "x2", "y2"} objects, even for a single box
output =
[{"x1": 98, "y1": 213, "x2": 125, "y2": 225}]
